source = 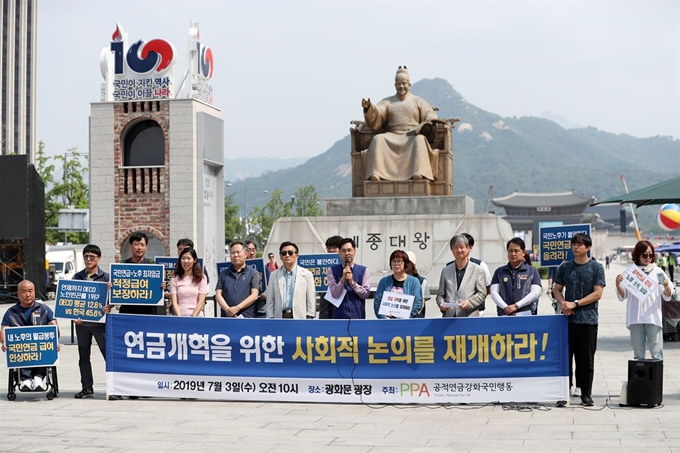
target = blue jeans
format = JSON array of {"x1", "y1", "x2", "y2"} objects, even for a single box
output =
[{"x1": 629, "y1": 323, "x2": 663, "y2": 360}]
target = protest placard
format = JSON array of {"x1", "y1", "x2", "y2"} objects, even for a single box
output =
[
  {"x1": 297, "y1": 254, "x2": 341, "y2": 292},
  {"x1": 54, "y1": 280, "x2": 108, "y2": 322},
  {"x1": 4, "y1": 325, "x2": 59, "y2": 368},
  {"x1": 621, "y1": 263, "x2": 659, "y2": 301},
  {"x1": 377, "y1": 291, "x2": 415, "y2": 319},
  {"x1": 539, "y1": 223, "x2": 591, "y2": 267},
  {"x1": 110, "y1": 263, "x2": 164, "y2": 305}
]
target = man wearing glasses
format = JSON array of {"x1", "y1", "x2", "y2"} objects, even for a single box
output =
[
  {"x1": 266, "y1": 242, "x2": 316, "y2": 319},
  {"x1": 327, "y1": 238, "x2": 371, "y2": 319},
  {"x1": 553, "y1": 233, "x2": 606, "y2": 407},
  {"x1": 72, "y1": 244, "x2": 118, "y2": 399}
]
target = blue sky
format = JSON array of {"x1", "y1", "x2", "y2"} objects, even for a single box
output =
[{"x1": 38, "y1": 0, "x2": 679, "y2": 159}]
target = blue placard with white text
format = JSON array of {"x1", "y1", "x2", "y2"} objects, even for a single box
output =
[
  {"x1": 297, "y1": 254, "x2": 342, "y2": 292},
  {"x1": 110, "y1": 263, "x2": 164, "y2": 305},
  {"x1": 106, "y1": 315, "x2": 569, "y2": 403},
  {"x1": 4, "y1": 325, "x2": 59, "y2": 368},
  {"x1": 539, "y1": 223, "x2": 591, "y2": 267},
  {"x1": 54, "y1": 280, "x2": 108, "y2": 322},
  {"x1": 216, "y1": 259, "x2": 267, "y2": 294}
]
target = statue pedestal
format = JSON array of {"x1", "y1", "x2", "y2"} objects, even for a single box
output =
[
  {"x1": 363, "y1": 179, "x2": 452, "y2": 197},
  {"x1": 324, "y1": 195, "x2": 474, "y2": 217}
]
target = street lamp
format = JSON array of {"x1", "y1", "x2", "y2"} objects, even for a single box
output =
[
  {"x1": 61, "y1": 151, "x2": 84, "y2": 242},
  {"x1": 244, "y1": 187, "x2": 268, "y2": 239}
]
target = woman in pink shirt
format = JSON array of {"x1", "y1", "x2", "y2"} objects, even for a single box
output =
[{"x1": 170, "y1": 248, "x2": 208, "y2": 317}]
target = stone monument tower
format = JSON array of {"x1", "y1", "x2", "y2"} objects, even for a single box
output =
[{"x1": 89, "y1": 22, "x2": 224, "y2": 287}]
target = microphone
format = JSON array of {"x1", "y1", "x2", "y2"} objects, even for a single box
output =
[{"x1": 345, "y1": 257, "x2": 350, "y2": 267}]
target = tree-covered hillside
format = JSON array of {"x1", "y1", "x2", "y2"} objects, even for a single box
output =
[{"x1": 226, "y1": 78, "x2": 679, "y2": 233}]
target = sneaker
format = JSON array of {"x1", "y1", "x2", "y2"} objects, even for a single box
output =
[
  {"x1": 571, "y1": 387, "x2": 582, "y2": 397},
  {"x1": 581, "y1": 395, "x2": 594, "y2": 407},
  {"x1": 32, "y1": 376, "x2": 46, "y2": 391},
  {"x1": 19, "y1": 379, "x2": 33, "y2": 391},
  {"x1": 108, "y1": 394, "x2": 122, "y2": 401},
  {"x1": 74, "y1": 389, "x2": 94, "y2": 399}
]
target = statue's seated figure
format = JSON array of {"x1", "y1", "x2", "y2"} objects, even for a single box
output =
[{"x1": 350, "y1": 66, "x2": 458, "y2": 197}]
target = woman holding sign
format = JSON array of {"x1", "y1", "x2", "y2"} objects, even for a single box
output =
[
  {"x1": 615, "y1": 240, "x2": 673, "y2": 360},
  {"x1": 170, "y1": 248, "x2": 208, "y2": 317},
  {"x1": 374, "y1": 250, "x2": 422, "y2": 319}
]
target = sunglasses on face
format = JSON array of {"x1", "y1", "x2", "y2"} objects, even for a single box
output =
[
  {"x1": 641, "y1": 253, "x2": 654, "y2": 259},
  {"x1": 280, "y1": 250, "x2": 296, "y2": 256},
  {"x1": 83, "y1": 254, "x2": 99, "y2": 260}
]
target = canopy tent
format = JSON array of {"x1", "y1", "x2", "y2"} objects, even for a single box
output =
[
  {"x1": 656, "y1": 242, "x2": 680, "y2": 254},
  {"x1": 591, "y1": 176, "x2": 680, "y2": 208}
]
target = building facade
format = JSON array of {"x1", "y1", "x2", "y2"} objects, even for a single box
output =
[
  {"x1": 0, "y1": 0, "x2": 37, "y2": 162},
  {"x1": 492, "y1": 190, "x2": 600, "y2": 245}
]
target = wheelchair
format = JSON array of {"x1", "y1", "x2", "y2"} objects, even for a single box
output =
[{"x1": 7, "y1": 366, "x2": 59, "y2": 401}]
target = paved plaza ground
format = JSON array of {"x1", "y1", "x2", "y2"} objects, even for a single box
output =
[{"x1": 0, "y1": 260, "x2": 678, "y2": 453}]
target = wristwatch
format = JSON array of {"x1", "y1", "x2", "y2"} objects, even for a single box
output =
[{"x1": 574, "y1": 299, "x2": 579, "y2": 307}]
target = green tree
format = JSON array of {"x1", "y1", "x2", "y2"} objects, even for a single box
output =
[
  {"x1": 224, "y1": 193, "x2": 241, "y2": 245},
  {"x1": 247, "y1": 186, "x2": 323, "y2": 247},
  {"x1": 250, "y1": 189, "x2": 290, "y2": 246},
  {"x1": 289, "y1": 185, "x2": 323, "y2": 216},
  {"x1": 36, "y1": 142, "x2": 90, "y2": 244}
]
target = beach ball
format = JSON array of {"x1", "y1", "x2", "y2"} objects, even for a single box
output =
[{"x1": 658, "y1": 203, "x2": 680, "y2": 231}]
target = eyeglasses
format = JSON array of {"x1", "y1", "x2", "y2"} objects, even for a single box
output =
[
  {"x1": 83, "y1": 254, "x2": 98, "y2": 260},
  {"x1": 391, "y1": 260, "x2": 404, "y2": 265},
  {"x1": 280, "y1": 250, "x2": 296, "y2": 256},
  {"x1": 641, "y1": 253, "x2": 655, "y2": 259}
]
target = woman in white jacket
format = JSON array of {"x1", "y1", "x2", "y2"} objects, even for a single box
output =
[{"x1": 615, "y1": 240, "x2": 673, "y2": 360}]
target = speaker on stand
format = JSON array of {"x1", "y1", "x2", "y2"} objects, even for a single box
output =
[{"x1": 627, "y1": 359, "x2": 663, "y2": 407}]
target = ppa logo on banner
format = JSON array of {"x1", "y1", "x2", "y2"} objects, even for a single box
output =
[{"x1": 109, "y1": 22, "x2": 175, "y2": 76}]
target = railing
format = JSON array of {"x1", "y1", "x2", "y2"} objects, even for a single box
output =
[{"x1": 119, "y1": 167, "x2": 164, "y2": 194}]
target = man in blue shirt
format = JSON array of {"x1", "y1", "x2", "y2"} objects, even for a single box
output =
[
  {"x1": 215, "y1": 241, "x2": 260, "y2": 318},
  {"x1": 553, "y1": 233, "x2": 606, "y2": 407},
  {"x1": 1, "y1": 280, "x2": 59, "y2": 392}
]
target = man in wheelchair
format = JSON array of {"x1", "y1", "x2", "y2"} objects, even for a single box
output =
[{"x1": 1, "y1": 280, "x2": 59, "y2": 391}]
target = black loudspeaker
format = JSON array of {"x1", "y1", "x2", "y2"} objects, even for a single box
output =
[
  {"x1": 627, "y1": 359, "x2": 663, "y2": 407},
  {"x1": 0, "y1": 155, "x2": 46, "y2": 299}
]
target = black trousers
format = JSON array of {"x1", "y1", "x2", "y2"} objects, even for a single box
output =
[
  {"x1": 318, "y1": 294, "x2": 330, "y2": 319},
  {"x1": 568, "y1": 323, "x2": 598, "y2": 396},
  {"x1": 76, "y1": 323, "x2": 106, "y2": 391}
]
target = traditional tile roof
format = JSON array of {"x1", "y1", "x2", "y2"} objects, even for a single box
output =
[{"x1": 492, "y1": 190, "x2": 594, "y2": 209}]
